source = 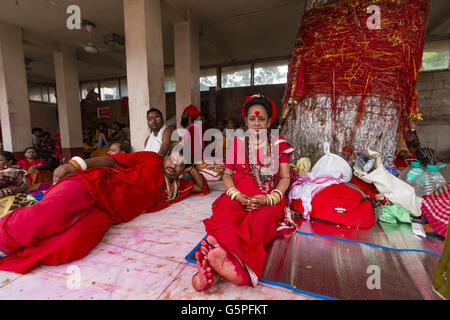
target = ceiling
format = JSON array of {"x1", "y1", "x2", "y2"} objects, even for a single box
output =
[{"x1": 0, "y1": 0, "x2": 449, "y2": 83}]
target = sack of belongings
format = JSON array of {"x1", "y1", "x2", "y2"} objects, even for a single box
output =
[{"x1": 291, "y1": 177, "x2": 381, "y2": 228}]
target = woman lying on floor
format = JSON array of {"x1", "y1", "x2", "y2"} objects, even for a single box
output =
[
  {"x1": 192, "y1": 95, "x2": 295, "y2": 291},
  {"x1": 0, "y1": 148, "x2": 209, "y2": 272}
]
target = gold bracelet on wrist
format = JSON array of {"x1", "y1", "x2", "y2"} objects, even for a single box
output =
[{"x1": 269, "y1": 193, "x2": 280, "y2": 206}]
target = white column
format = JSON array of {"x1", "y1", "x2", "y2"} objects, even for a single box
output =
[
  {"x1": 174, "y1": 15, "x2": 200, "y2": 128},
  {"x1": 0, "y1": 22, "x2": 32, "y2": 153},
  {"x1": 124, "y1": 0, "x2": 166, "y2": 152},
  {"x1": 53, "y1": 44, "x2": 83, "y2": 162}
]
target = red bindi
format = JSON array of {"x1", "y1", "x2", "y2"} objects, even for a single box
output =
[{"x1": 255, "y1": 111, "x2": 260, "y2": 117}]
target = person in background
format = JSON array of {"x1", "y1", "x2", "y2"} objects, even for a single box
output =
[
  {"x1": 200, "y1": 113, "x2": 213, "y2": 132},
  {"x1": 214, "y1": 119, "x2": 237, "y2": 159},
  {"x1": 31, "y1": 128, "x2": 43, "y2": 152},
  {"x1": 181, "y1": 105, "x2": 204, "y2": 164},
  {"x1": 97, "y1": 122, "x2": 110, "y2": 150},
  {"x1": 17, "y1": 147, "x2": 47, "y2": 185},
  {"x1": 84, "y1": 88, "x2": 99, "y2": 104},
  {"x1": 144, "y1": 108, "x2": 174, "y2": 158},
  {"x1": 40, "y1": 132, "x2": 56, "y2": 160},
  {"x1": 165, "y1": 115, "x2": 177, "y2": 129},
  {"x1": 91, "y1": 123, "x2": 110, "y2": 158},
  {"x1": 0, "y1": 151, "x2": 36, "y2": 219},
  {"x1": 82, "y1": 136, "x2": 95, "y2": 159},
  {"x1": 226, "y1": 119, "x2": 237, "y2": 131},
  {"x1": 107, "y1": 141, "x2": 132, "y2": 155},
  {"x1": 217, "y1": 120, "x2": 226, "y2": 134},
  {"x1": 110, "y1": 121, "x2": 127, "y2": 144}
]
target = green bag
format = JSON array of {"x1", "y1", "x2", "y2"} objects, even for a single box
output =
[{"x1": 379, "y1": 204, "x2": 412, "y2": 224}]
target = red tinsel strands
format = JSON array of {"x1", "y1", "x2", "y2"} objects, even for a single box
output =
[
  {"x1": 331, "y1": 67, "x2": 336, "y2": 148},
  {"x1": 293, "y1": 56, "x2": 306, "y2": 100},
  {"x1": 282, "y1": 0, "x2": 431, "y2": 157}
]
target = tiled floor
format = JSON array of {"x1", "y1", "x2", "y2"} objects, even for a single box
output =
[{"x1": 0, "y1": 182, "x2": 314, "y2": 300}]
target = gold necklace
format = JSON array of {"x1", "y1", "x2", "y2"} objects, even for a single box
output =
[{"x1": 164, "y1": 176, "x2": 178, "y2": 202}]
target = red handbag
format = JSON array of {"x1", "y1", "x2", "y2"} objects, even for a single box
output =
[{"x1": 291, "y1": 177, "x2": 380, "y2": 228}]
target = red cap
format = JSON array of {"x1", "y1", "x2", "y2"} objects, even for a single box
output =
[{"x1": 184, "y1": 104, "x2": 201, "y2": 120}]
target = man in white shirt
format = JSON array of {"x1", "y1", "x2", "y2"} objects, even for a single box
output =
[{"x1": 144, "y1": 108, "x2": 174, "y2": 158}]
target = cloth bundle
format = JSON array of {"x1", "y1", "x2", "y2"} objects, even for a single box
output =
[
  {"x1": 354, "y1": 150, "x2": 422, "y2": 217},
  {"x1": 288, "y1": 142, "x2": 352, "y2": 220}
]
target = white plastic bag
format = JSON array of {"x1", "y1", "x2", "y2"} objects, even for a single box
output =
[
  {"x1": 353, "y1": 150, "x2": 423, "y2": 217},
  {"x1": 311, "y1": 142, "x2": 352, "y2": 182}
]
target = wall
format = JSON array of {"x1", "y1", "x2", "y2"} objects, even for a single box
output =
[
  {"x1": 80, "y1": 93, "x2": 177, "y2": 135},
  {"x1": 29, "y1": 101, "x2": 58, "y2": 136},
  {"x1": 416, "y1": 70, "x2": 450, "y2": 161}
]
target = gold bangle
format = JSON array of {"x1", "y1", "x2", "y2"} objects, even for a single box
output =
[
  {"x1": 226, "y1": 187, "x2": 237, "y2": 197},
  {"x1": 273, "y1": 189, "x2": 284, "y2": 200},
  {"x1": 270, "y1": 193, "x2": 280, "y2": 205},
  {"x1": 266, "y1": 194, "x2": 273, "y2": 206},
  {"x1": 229, "y1": 189, "x2": 239, "y2": 199},
  {"x1": 231, "y1": 191, "x2": 241, "y2": 201}
]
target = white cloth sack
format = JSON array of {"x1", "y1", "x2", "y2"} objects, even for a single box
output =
[
  {"x1": 311, "y1": 142, "x2": 352, "y2": 182},
  {"x1": 353, "y1": 150, "x2": 423, "y2": 217}
]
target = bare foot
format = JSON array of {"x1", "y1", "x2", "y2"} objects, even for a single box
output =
[
  {"x1": 192, "y1": 250, "x2": 214, "y2": 292},
  {"x1": 206, "y1": 235, "x2": 250, "y2": 286},
  {"x1": 200, "y1": 239, "x2": 212, "y2": 258}
]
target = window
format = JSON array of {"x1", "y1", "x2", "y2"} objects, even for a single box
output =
[
  {"x1": 200, "y1": 67, "x2": 217, "y2": 91},
  {"x1": 221, "y1": 64, "x2": 251, "y2": 88},
  {"x1": 254, "y1": 60, "x2": 288, "y2": 85},
  {"x1": 165, "y1": 79, "x2": 176, "y2": 93},
  {"x1": 120, "y1": 78, "x2": 128, "y2": 97},
  {"x1": 28, "y1": 83, "x2": 58, "y2": 104},
  {"x1": 28, "y1": 83, "x2": 43, "y2": 102},
  {"x1": 41, "y1": 87, "x2": 49, "y2": 103},
  {"x1": 421, "y1": 40, "x2": 450, "y2": 71},
  {"x1": 81, "y1": 82, "x2": 99, "y2": 100},
  {"x1": 165, "y1": 67, "x2": 176, "y2": 93},
  {"x1": 100, "y1": 79, "x2": 120, "y2": 101},
  {"x1": 49, "y1": 86, "x2": 57, "y2": 104}
]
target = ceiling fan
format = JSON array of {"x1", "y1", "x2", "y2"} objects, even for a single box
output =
[{"x1": 79, "y1": 20, "x2": 124, "y2": 54}]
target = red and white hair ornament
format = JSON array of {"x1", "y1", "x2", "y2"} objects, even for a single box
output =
[{"x1": 241, "y1": 94, "x2": 278, "y2": 126}]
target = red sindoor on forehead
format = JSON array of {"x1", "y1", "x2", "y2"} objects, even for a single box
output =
[{"x1": 255, "y1": 111, "x2": 260, "y2": 117}]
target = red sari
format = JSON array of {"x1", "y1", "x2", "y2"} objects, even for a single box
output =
[
  {"x1": 17, "y1": 158, "x2": 50, "y2": 185},
  {"x1": 203, "y1": 136, "x2": 294, "y2": 286},
  {"x1": 0, "y1": 152, "x2": 209, "y2": 273}
]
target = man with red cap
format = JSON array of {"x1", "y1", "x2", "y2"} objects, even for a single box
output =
[{"x1": 181, "y1": 105, "x2": 204, "y2": 164}]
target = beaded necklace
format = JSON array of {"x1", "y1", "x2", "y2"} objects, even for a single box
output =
[
  {"x1": 245, "y1": 135, "x2": 280, "y2": 194},
  {"x1": 164, "y1": 176, "x2": 179, "y2": 202}
]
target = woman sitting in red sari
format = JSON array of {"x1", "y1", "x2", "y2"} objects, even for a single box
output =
[
  {"x1": 17, "y1": 147, "x2": 50, "y2": 185},
  {"x1": 192, "y1": 95, "x2": 295, "y2": 291}
]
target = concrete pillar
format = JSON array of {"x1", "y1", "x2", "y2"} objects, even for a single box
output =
[
  {"x1": 54, "y1": 45, "x2": 83, "y2": 162},
  {"x1": 174, "y1": 16, "x2": 200, "y2": 128},
  {"x1": 0, "y1": 22, "x2": 32, "y2": 157},
  {"x1": 123, "y1": 0, "x2": 166, "y2": 152}
]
